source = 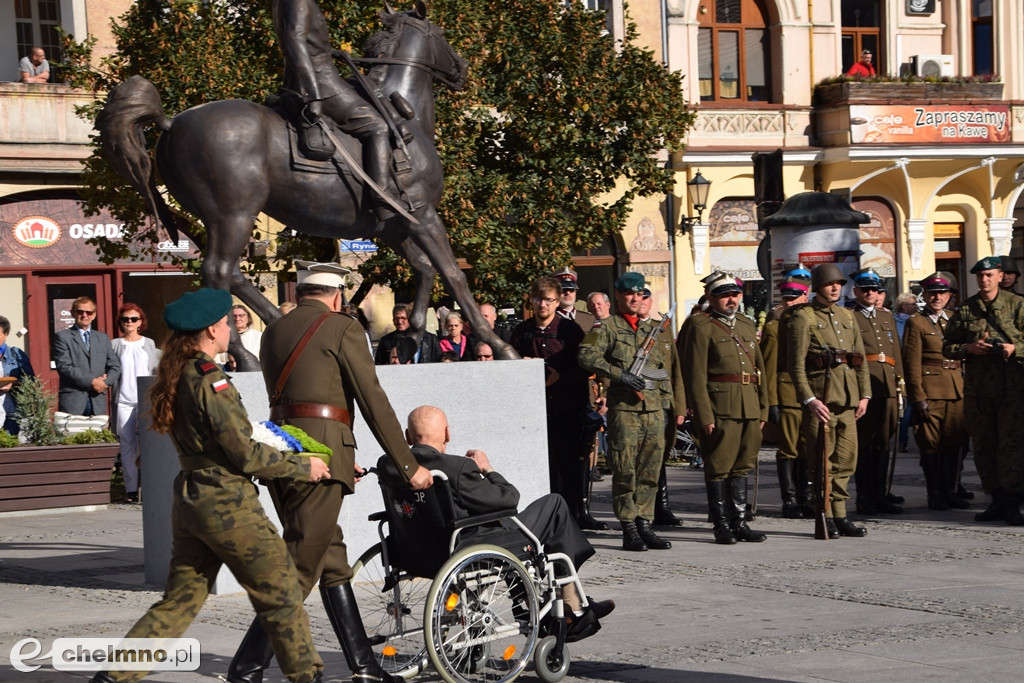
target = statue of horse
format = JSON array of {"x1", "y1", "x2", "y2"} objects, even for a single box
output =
[{"x1": 96, "y1": 1, "x2": 518, "y2": 361}]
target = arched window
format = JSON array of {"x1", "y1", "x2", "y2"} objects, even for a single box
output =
[
  {"x1": 841, "y1": 0, "x2": 881, "y2": 74},
  {"x1": 697, "y1": 0, "x2": 772, "y2": 104},
  {"x1": 972, "y1": 1, "x2": 994, "y2": 76}
]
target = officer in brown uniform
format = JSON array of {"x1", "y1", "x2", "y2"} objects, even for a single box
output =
[
  {"x1": 903, "y1": 272, "x2": 969, "y2": 510},
  {"x1": 682, "y1": 273, "x2": 768, "y2": 544},
  {"x1": 761, "y1": 272, "x2": 812, "y2": 518},
  {"x1": 228, "y1": 263, "x2": 433, "y2": 683},
  {"x1": 787, "y1": 263, "x2": 871, "y2": 538},
  {"x1": 850, "y1": 268, "x2": 905, "y2": 516}
]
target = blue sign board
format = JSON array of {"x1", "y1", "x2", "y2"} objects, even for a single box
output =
[{"x1": 338, "y1": 239, "x2": 379, "y2": 253}]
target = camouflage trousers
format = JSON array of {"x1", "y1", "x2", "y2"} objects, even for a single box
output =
[
  {"x1": 965, "y1": 393, "x2": 1024, "y2": 496},
  {"x1": 100, "y1": 476, "x2": 323, "y2": 683},
  {"x1": 802, "y1": 405, "x2": 858, "y2": 519},
  {"x1": 607, "y1": 409, "x2": 664, "y2": 522}
]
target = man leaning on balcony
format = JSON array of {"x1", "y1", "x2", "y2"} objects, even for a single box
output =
[{"x1": 19, "y1": 47, "x2": 50, "y2": 83}]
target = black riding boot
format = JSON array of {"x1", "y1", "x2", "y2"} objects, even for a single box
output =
[
  {"x1": 794, "y1": 458, "x2": 814, "y2": 518},
  {"x1": 322, "y1": 582, "x2": 402, "y2": 683},
  {"x1": 854, "y1": 450, "x2": 878, "y2": 515},
  {"x1": 226, "y1": 617, "x2": 275, "y2": 683},
  {"x1": 705, "y1": 479, "x2": 736, "y2": 544},
  {"x1": 923, "y1": 457, "x2": 949, "y2": 511},
  {"x1": 728, "y1": 476, "x2": 766, "y2": 542},
  {"x1": 578, "y1": 495, "x2": 609, "y2": 530},
  {"x1": 875, "y1": 446, "x2": 902, "y2": 513},
  {"x1": 777, "y1": 456, "x2": 802, "y2": 519},
  {"x1": 653, "y1": 465, "x2": 682, "y2": 526},
  {"x1": 1002, "y1": 491, "x2": 1024, "y2": 526},
  {"x1": 975, "y1": 489, "x2": 1005, "y2": 522},
  {"x1": 939, "y1": 449, "x2": 970, "y2": 509},
  {"x1": 362, "y1": 135, "x2": 401, "y2": 223}
]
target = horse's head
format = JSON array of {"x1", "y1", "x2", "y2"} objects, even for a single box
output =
[{"x1": 364, "y1": 1, "x2": 468, "y2": 91}]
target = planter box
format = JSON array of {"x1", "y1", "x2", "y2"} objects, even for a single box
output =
[
  {"x1": 815, "y1": 81, "x2": 1004, "y2": 106},
  {"x1": 0, "y1": 443, "x2": 119, "y2": 513}
]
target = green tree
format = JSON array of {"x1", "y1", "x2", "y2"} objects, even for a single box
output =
[{"x1": 65, "y1": 0, "x2": 693, "y2": 307}]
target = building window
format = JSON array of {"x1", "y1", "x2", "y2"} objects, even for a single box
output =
[
  {"x1": 972, "y1": 1, "x2": 994, "y2": 76},
  {"x1": 15, "y1": 0, "x2": 62, "y2": 72},
  {"x1": 840, "y1": 0, "x2": 881, "y2": 75},
  {"x1": 697, "y1": 0, "x2": 772, "y2": 104}
]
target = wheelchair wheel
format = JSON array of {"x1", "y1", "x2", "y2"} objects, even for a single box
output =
[
  {"x1": 424, "y1": 544, "x2": 539, "y2": 683},
  {"x1": 350, "y1": 542, "x2": 430, "y2": 677},
  {"x1": 533, "y1": 636, "x2": 570, "y2": 683}
]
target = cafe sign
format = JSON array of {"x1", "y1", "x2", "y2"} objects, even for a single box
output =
[{"x1": 851, "y1": 104, "x2": 1010, "y2": 144}]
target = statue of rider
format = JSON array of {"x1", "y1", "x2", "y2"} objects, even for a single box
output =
[{"x1": 273, "y1": 0, "x2": 397, "y2": 222}]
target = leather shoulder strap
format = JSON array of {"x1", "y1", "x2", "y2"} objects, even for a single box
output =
[{"x1": 270, "y1": 313, "x2": 331, "y2": 406}]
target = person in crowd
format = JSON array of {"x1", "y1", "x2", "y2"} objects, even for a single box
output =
[
  {"x1": 553, "y1": 267, "x2": 596, "y2": 332},
  {"x1": 903, "y1": 272, "x2": 969, "y2": 511},
  {"x1": 232, "y1": 305, "x2": 263, "y2": 358},
  {"x1": 53, "y1": 296, "x2": 121, "y2": 416},
  {"x1": 786, "y1": 264, "x2": 871, "y2": 538},
  {"x1": 279, "y1": 301, "x2": 297, "y2": 315},
  {"x1": 850, "y1": 268, "x2": 905, "y2": 516},
  {"x1": 999, "y1": 255, "x2": 1022, "y2": 295},
  {"x1": 386, "y1": 336, "x2": 418, "y2": 364},
  {"x1": 473, "y1": 340, "x2": 494, "y2": 361},
  {"x1": 374, "y1": 303, "x2": 442, "y2": 365},
  {"x1": 511, "y1": 277, "x2": 594, "y2": 528},
  {"x1": 586, "y1": 291, "x2": 611, "y2": 322},
  {"x1": 89, "y1": 288, "x2": 328, "y2": 683},
  {"x1": 19, "y1": 46, "x2": 49, "y2": 83},
  {"x1": 681, "y1": 273, "x2": 767, "y2": 544},
  {"x1": 942, "y1": 256, "x2": 1024, "y2": 526},
  {"x1": 111, "y1": 304, "x2": 161, "y2": 504},
  {"x1": 438, "y1": 310, "x2": 474, "y2": 361},
  {"x1": 394, "y1": 405, "x2": 615, "y2": 641},
  {"x1": 846, "y1": 50, "x2": 876, "y2": 77},
  {"x1": 479, "y1": 302, "x2": 512, "y2": 343},
  {"x1": 0, "y1": 315, "x2": 34, "y2": 435},
  {"x1": 760, "y1": 274, "x2": 813, "y2": 519},
  {"x1": 579, "y1": 272, "x2": 685, "y2": 551},
  {"x1": 227, "y1": 263, "x2": 432, "y2": 683}
]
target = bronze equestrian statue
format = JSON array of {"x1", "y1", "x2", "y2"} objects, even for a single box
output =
[{"x1": 97, "y1": 1, "x2": 518, "y2": 361}]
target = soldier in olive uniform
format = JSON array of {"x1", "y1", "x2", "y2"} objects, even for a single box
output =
[
  {"x1": 578, "y1": 272, "x2": 686, "y2": 551},
  {"x1": 850, "y1": 268, "x2": 905, "y2": 516},
  {"x1": 786, "y1": 263, "x2": 871, "y2": 538},
  {"x1": 942, "y1": 256, "x2": 1024, "y2": 525},
  {"x1": 91, "y1": 289, "x2": 328, "y2": 683},
  {"x1": 228, "y1": 264, "x2": 433, "y2": 683},
  {"x1": 761, "y1": 274, "x2": 812, "y2": 518},
  {"x1": 682, "y1": 273, "x2": 768, "y2": 544},
  {"x1": 903, "y1": 272, "x2": 969, "y2": 510}
]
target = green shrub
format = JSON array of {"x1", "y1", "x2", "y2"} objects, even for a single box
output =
[
  {"x1": 61, "y1": 429, "x2": 118, "y2": 445},
  {"x1": 0, "y1": 430, "x2": 19, "y2": 448},
  {"x1": 12, "y1": 376, "x2": 61, "y2": 446}
]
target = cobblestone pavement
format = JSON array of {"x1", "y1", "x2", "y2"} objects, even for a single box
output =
[{"x1": 1, "y1": 446, "x2": 1023, "y2": 682}]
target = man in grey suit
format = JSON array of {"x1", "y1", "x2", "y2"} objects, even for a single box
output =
[{"x1": 52, "y1": 296, "x2": 120, "y2": 416}]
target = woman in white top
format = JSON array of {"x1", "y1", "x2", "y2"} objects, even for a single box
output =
[{"x1": 111, "y1": 303, "x2": 160, "y2": 503}]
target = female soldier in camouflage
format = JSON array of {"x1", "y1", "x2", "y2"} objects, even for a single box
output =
[{"x1": 91, "y1": 288, "x2": 328, "y2": 683}]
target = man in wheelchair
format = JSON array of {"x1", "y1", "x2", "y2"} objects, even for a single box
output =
[{"x1": 385, "y1": 404, "x2": 616, "y2": 642}]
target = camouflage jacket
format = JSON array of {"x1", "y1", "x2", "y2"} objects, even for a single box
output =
[{"x1": 942, "y1": 289, "x2": 1024, "y2": 397}]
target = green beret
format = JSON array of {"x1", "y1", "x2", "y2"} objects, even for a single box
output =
[
  {"x1": 163, "y1": 288, "x2": 233, "y2": 332},
  {"x1": 970, "y1": 256, "x2": 1003, "y2": 274},
  {"x1": 614, "y1": 271, "x2": 645, "y2": 292}
]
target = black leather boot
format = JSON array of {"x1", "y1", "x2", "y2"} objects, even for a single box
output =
[
  {"x1": 706, "y1": 479, "x2": 737, "y2": 544},
  {"x1": 635, "y1": 518, "x2": 672, "y2": 549},
  {"x1": 653, "y1": 465, "x2": 683, "y2": 527},
  {"x1": 1002, "y1": 492, "x2": 1024, "y2": 526},
  {"x1": 923, "y1": 458, "x2": 950, "y2": 511},
  {"x1": 939, "y1": 449, "x2": 970, "y2": 509},
  {"x1": 578, "y1": 498, "x2": 609, "y2": 530},
  {"x1": 794, "y1": 459, "x2": 815, "y2": 518},
  {"x1": 833, "y1": 517, "x2": 867, "y2": 537},
  {"x1": 874, "y1": 446, "x2": 902, "y2": 513},
  {"x1": 777, "y1": 456, "x2": 803, "y2": 519},
  {"x1": 975, "y1": 490, "x2": 1004, "y2": 522},
  {"x1": 853, "y1": 449, "x2": 878, "y2": 515},
  {"x1": 621, "y1": 520, "x2": 648, "y2": 552},
  {"x1": 321, "y1": 582, "x2": 402, "y2": 683},
  {"x1": 226, "y1": 617, "x2": 275, "y2": 682},
  {"x1": 728, "y1": 476, "x2": 766, "y2": 542}
]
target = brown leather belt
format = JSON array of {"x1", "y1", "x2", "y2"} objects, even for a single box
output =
[
  {"x1": 805, "y1": 350, "x2": 863, "y2": 370},
  {"x1": 708, "y1": 373, "x2": 759, "y2": 385},
  {"x1": 922, "y1": 359, "x2": 961, "y2": 370},
  {"x1": 865, "y1": 353, "x2": 896, "y2": 367},
  {"x1": 270, "y1": 403, "x2": 352, "y2": 426}
]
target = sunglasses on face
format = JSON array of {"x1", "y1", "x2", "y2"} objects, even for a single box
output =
[
  {"x1": 75, "y1": 309, "x2": 97, "y2": 316},
  {"x1": 858, "y1": 287, "x2": 881, "y2": 293},
  {"x1": 120, "y1": 316, "x2": 141, "y2": 323}
]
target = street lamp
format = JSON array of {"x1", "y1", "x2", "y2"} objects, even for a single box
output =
[{"x1": 678, "y1": 170, "x2": 711, "y2": 234}]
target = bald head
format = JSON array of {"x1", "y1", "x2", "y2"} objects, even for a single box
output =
[{"x1": 406, "y1": 405, "x2": 450, "y2": 451}]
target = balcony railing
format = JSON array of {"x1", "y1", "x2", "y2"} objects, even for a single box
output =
[{"x1": 0, "y1": 83, "x2": 98, "y2": 175}]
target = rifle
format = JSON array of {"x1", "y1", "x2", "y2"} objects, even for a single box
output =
[
  {"x1": 814, "y1": 348, "x2": 834, "y2": 540},
  {"x1": 628, "y1": 303, "x2": 677, "y2": 400}
]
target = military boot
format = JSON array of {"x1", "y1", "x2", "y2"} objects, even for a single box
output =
[
  {"x1": 226, "y1": 617, "x2": 275, "y2": 683},
  {"x1": 922, "y1": 458, "x2": 949, "y2": 511},
  {"x1": 1002, "y1": 492, "x2": 1024, "y2": 526},
  {"x1": 875, "y1": 446, "x2": 903, "y2": 513},
  {"x1": 635, "y1": 518, "x2": 672, "y2": 549},
  {"x1": 578, "y1": 496, "x2": 609, "y2": 530},
  {"x1": 833, "y1": 517, "x2": 868, "y2": 537},
  {"x1": 777, "y1": 456, "x2": 803, "y2": 519},
  {"x1": 620, "y1": 520, "x2": 648, "y2": 552},
  {"x1": 653, "y1": 465, "x2": 683, "y2": 527},
  {"x1": 794, "y1": 459, "x2": 815, "y2": 518},
  {"x1": 939, "y1": 450, "x2": 970, "y2": 509},
  {"x1": 321, "y1": 582, "x2": 403, "y2": 683},
  {"x1": 728, "y1": 476, "x2": 766, "y2": 542},
  {"x1": 975, "y1": 490, "x2": 1005, "y2": 523},
  {"x1": 706, "y1": 479, "x2": 737, "y2": 544}
]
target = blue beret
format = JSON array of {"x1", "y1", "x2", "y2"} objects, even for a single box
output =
[
  {"x1": 614, "y1": 272, "x2": 646, "y2": 292},
  {"x1": 970, "y1": 256, "x2": 1003, "y2": 274},
  {"x1": 851, "y1": 268, "x2": 883, "y2": 288},
  {"x1": 163, "y1": 288, "x2": 233, "y2": 332}
]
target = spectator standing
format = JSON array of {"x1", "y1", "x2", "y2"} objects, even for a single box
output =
[
  {"x1": 374, "y1": 303, "x2": 441, "y2": 365},
  {"x1": 586, "y1": 292, "x2": 611, "y2": 322},
  {"x1": 846, "y1": 50, "x2": 876, "y2": 77},
  {"x1": 479, "y1": 303, "x2": 512, "y2": 343},
  {"x1": 553, "y1": 267, "x2": 596, "y2": 332},
  {"x1": 942, "y1": 256, "x2": 1024, "y2": 525},
  {"x1": 999, "y1": 255, "x2": 1022, "y2": 295},
  {"x1": 111, "y1": 304, "x2": 161, "y2": 504},
  {"x1": 472, "y1": 340, "x2": 494, "y2": 360},
  {"x1": 438, "y1": 310, "x2": 474, "y2": 360},
  {"x1": 19, "y1": 47, "x2": 49, "y2": 83},
  {"x1": 0, "y1": 316, "x2": 34, "y2": 435},
  {"x1": 579, "y1": 272, "x2": 685, "y2": 551},
  {"x1": 232, "y1": 305, "x2": 263, "y2": 358},
  {"x1": 52, "y1": 296, "x2": 121, "y2": 416}
]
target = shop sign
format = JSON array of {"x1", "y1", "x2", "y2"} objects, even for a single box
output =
[
  {"x1": 851, "y1": 104, "x2": 1010, "y2": 144},
  {"x1": 13, "y1": 217, "x2": 61, "y2": 247},
  {"x1": 709, "y1": 199, "x2": 762, "y2": 244},
  {"x1": 339, "y1": 239, "x2": 378, "y2": 253},
  {"x1": 907, "y1": 0, "x2": 935, "y2": 15}
]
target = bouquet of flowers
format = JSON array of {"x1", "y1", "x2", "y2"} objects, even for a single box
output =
[{"x1": 250, "y1": 420, "x2": 333, "y2": 466}]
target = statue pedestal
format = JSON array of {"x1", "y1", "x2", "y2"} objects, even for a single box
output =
[{"x1": 140, "y1": 359, "x2": 549, "y2": 594}]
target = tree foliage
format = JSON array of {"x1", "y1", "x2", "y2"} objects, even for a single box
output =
[{"x1": 65, "y1": 0, "x2": 693, "y2": 306}]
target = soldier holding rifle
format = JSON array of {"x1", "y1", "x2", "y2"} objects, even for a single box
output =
[{"x1": 786, "y1": 263, "x2": 871, "y2": 538}]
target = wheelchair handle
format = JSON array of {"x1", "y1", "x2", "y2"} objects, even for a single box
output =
[{"x1": 357, "y1": 464, "x2": 449, "y2": 483}]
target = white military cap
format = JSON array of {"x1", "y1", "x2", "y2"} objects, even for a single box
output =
[{"x1": 295, "y1": 260, "x2": 351, "y2": 288}]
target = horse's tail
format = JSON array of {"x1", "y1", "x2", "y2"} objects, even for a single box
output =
[{"x1": 95, "y1": 75, "x2": 184, "y2": 242}]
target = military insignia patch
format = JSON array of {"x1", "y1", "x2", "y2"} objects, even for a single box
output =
[
  {"x1": 195, "y1": 359, "x2": 219, "y2": 375},
  {"x1": 392, "y1": 498, "x2": 416, "y2": 519},
  {"x1": 212, "y1": 378, "x2": 229, "y2": 393}
]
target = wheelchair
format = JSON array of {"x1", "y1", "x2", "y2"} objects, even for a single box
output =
[{"x1": 350, "y1": 466, "x2": 592, "y2": 683}]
